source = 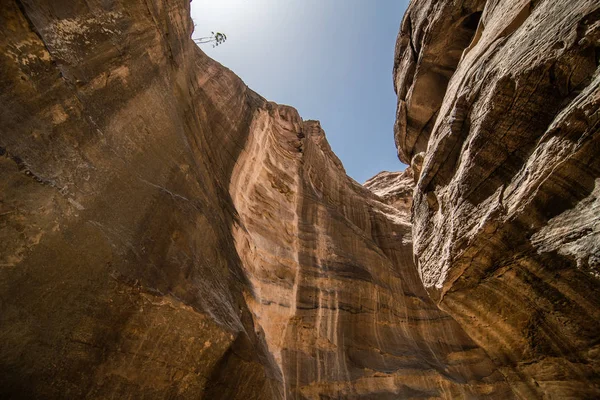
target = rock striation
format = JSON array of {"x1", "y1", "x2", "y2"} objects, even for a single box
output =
[
  {"x1": 364, "y1": 168, "x2": 414, "y2": 216},
  {"x1": 394, "y1": 0, "x2": 600, "y2": 398},
  {"x1": 0, "y1": 0, "x2": 515, "y2": 399},
  {"x1": 230, "y1": 115, "x2": 514, "y2": 398}
]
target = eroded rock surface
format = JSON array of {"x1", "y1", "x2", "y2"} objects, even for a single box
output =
[
  {"x1": 230, "y1": 115, "x2": 515, "y2": 398},
  {"x1": 395, "y1": 0, "x2": 600, "y2": 397},
  {"x1": 0, "y1": 0, "x2": 516, "y2": 399},
  {"x1": 364, "y1": 168, "x2": 414, "y2": 216}
]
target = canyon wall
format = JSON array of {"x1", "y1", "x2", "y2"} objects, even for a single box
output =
[
  {"x1": 2, "y1": 0, "x2": 598, "y2": 398},
  {"x1": 0, "y1": 0, "x2": 515, "y2": 398},
  {"x1": 394, "y1": 0, "x2": 600, "y2": 398}
]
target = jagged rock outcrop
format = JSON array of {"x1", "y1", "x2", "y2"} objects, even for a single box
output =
[
  {"x1": 394, "y1": 0, "x2": 600, "y2": 398},
  {"x1": 364, "y1": 168, "x2": 414, "y2": 216},
  {"x1": 0, "y1": 0, "x2": 518, "y2": 399}
]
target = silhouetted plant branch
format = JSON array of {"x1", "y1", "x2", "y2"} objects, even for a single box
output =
[{"x1": 194, "y1": 31, "x2": 227, "y2": 47}]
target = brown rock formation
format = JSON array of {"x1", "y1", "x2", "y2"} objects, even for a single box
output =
[
  {"x1": 230, "y1": 115, "x2": 514, "y2": 398},
  {"x1": 0, "y1": 0, "x2": 516, "y2": 398},
  {"x1": 364, "y1": 168, "x2": 414, "y2": 216},
  {"x1": 394, "y1": 0, "x2": 600, "y2": 397}
]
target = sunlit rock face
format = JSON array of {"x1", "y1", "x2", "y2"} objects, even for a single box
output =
[
  {"x1": 0, "y1": 0, "x2": 518, "y2": 398},
  {"x1": 394, "y1": 0, "x2": 600, "y2": 397},
  {"x1": 364, "y1": 168, "x2": 414, "y2": 216},
  {"x1": 230, "y1": 115, "x2": 514, "y2": 398}
]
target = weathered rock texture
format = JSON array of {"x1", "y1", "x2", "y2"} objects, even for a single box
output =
[
  {"x1": 395, "y1": 0, "x2": 600, "y2": 397},
  {"x1": 364, "y1": 168, "x2": 414, "y2": 216},
  {"x1": 229, "y1": 115, "x2": 514, "y2": 399},
  {"x1": 0, "y1": 0, "x2": 518, "y2": 399}
]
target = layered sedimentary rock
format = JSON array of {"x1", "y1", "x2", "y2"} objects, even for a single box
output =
[
  {"x1": 230, "y1": 114, "x2": 515, "y2": 398},
  {"x1": 364, "y1": 168, "x2": 414, "y2": 216},
  {"x1": 394, "y1": 0, "x2": 600, "y2": 397},
  {"x1": 1, "y1": 1, "x2": 279, "y2": 398},
  {"x1": 0, "y1": 0, "x2": 517, "y2": 398}
]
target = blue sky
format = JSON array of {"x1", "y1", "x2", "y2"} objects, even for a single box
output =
[{"x1": 190, "y1": 0, "x2": 409, "y2": 183}]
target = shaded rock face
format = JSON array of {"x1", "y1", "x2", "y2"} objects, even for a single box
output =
[
  {"x1": 0, "y1": 1, "x2": 517, "y2": 399},
  {"x1": 394, "y1": 0, "x2": 600, "y2": 398}
]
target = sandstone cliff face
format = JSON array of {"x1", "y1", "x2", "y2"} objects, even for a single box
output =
[
  {"x1": 394, "y1": 0, "x2": 600, "y2": 397},
  {"x1": 229, "y1": 115, "x2": 516, "y2": 398},
  {"x1": 0, "y1": 0, "x2": 517, "y2": 399}
]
